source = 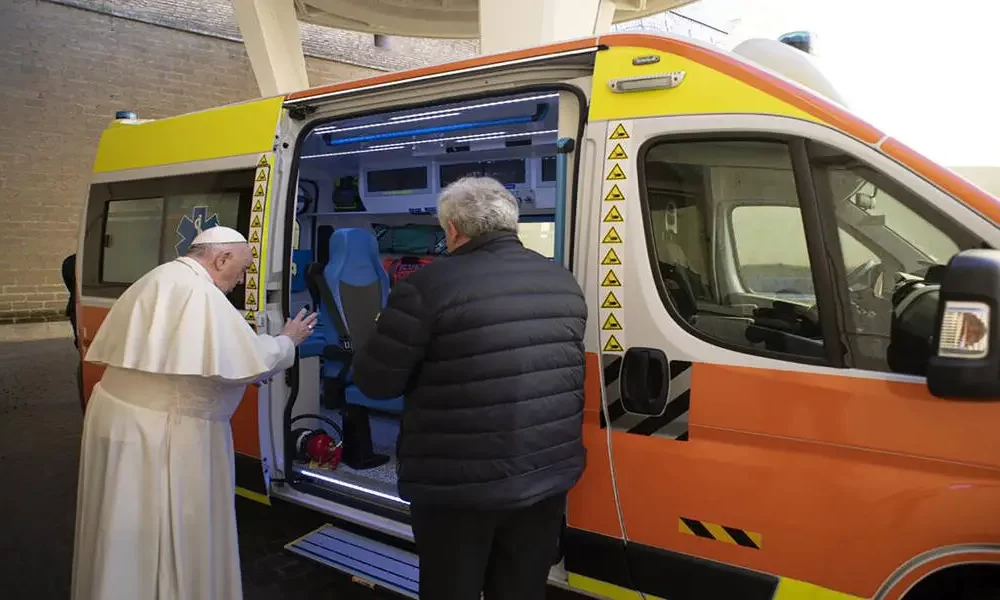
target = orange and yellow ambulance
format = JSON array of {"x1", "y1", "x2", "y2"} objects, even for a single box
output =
[{"x1": 76, "y1": 32, "x2": 1000, "y2": 600}]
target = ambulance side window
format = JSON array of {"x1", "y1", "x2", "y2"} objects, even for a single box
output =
[
  {"x1": 82, "y1": 169, "x2": 254, "y2": 308},
  {"x1": 640, "y1": 138, "x2": 829, "y2": 364}
]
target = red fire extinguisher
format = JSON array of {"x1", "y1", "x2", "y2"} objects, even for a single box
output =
[{"x1": 290, "y1": 414, "x2": 344, "y2": 469}]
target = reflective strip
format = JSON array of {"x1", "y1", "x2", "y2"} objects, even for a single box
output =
[
  {"x1": 567, "y1": 572, "x2": 863, "y2": 600},
  {"x1": 772, "y1": 577, "x2": 866, "y2": 600},
  {"x1": 566, "y1": 573, "x2": 647, "y2": 600},
  {"x1": 235, "y1": 486, "x2": 271, "y2": 506}
]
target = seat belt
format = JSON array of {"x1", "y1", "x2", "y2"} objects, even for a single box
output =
[
  {"x1": 306, "y1": 264, "x2": 356, "y2": 409},
  {"x1": 306, "y1": 263, "x2": 352, "y2": 351}
]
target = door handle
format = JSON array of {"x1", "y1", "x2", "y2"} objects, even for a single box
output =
[{"x1": 620, "y1": 347, "x2": 670, "y2": 415}]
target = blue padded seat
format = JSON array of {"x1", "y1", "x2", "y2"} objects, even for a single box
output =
[{"x1": 317, "y1": 228, "x2": 403, "y2": 415}]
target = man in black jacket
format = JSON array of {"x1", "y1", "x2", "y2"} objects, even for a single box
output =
[{"x1": 352, "y1": 176, "x2": 587, "y2": 600}]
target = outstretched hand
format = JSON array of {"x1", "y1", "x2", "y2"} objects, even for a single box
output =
[{"x1": 281, "y1": 308, "x2": 318, "y2": 346}]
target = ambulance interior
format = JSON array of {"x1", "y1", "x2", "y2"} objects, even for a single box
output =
[{"x1": 284, "y1": 90, "x2": 564, "y2": 509}]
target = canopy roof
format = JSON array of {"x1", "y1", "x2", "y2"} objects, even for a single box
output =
[{"x1": 293, "y1": 0, "x2": 696, "y2": 38}]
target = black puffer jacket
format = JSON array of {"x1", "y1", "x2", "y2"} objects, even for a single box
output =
[{"x1": 352, "y1": 231, "x2": 587, "y2": 509}]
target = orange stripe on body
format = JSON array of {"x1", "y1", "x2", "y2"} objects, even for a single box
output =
[
  {"x1": 597, "y1": 33, "x2": 884, "y2": 144},
  {"x1": 611, "y1": 362, "x2": 1000, "y2": 598},
  {"x1": 286, "y1": 38, "x2": 599, "y2": 102},
  {"x1": 567, "y1": 352, "x2": 624, "y2": 540},
  {"x1": 882, "y1": 137, "x2": 1000, "y2": 225}
]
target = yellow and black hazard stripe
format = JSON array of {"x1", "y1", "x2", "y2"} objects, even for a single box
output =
[
  {"x1": 601, "y1": 356, "x2": 692, "y2": 441},
  {"x1": 679, "y1": 517, "x2": 762, "y2": 550}
]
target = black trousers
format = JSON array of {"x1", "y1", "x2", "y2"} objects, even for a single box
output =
[{"x1": 410, "y1": 493, "x2": 565, "y2": 600}]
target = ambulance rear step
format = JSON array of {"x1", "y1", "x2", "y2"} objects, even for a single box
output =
[{"x1": 285, "y1": 524, "x2": 419, "y2": 598}]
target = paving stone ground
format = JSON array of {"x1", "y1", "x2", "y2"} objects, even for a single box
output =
[{"x1": 0, "y1": 331, "x2": 580, "y2": 599}]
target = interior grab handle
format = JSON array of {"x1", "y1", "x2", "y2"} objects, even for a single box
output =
[{"x1": 554, "y1": 137, "x2": 576, "y2": 267}]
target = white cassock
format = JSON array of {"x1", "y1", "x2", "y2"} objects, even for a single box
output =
[{"x1": 71, "y1": 255, "x2": 295, "y2": 600}]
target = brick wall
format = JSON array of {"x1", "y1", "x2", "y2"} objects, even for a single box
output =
[
  {"x1": 0, "y1": 0, "x2": 478, "y2": 323},
  {"x1": 51, "y1": 0, "x2": 480, "y2": 72}
]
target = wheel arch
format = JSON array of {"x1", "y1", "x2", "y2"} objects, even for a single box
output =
[{"x1": 874, "y1": 545, "x2": 1000, "y2": 600}]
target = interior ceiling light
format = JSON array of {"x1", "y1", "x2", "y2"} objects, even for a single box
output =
[
  {"x1": 313, "y1": 112, "x2": 462, "y2": 135},
  {"x1": 301, "y1": 129, "x2": 557, "y2": 160},
  {"x1": 390, "y1": 93, "x2": 558, "y2": 122}
]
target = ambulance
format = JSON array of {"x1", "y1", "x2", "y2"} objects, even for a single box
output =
[{"x1": 75, "y1": 32, "x2": 1000, "y2": 600}]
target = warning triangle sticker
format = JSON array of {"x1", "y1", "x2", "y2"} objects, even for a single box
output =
[
  {"x1": 254, "y1": 184, "x2": 266, "y2": 197},
  {"x1": 607, "y1": 144, "x2": 628, "y2": 160},
  {"x1": 601, "y1": 248, "x2": 622, "y2": 266},
  {"x1": 606, "y1": 164, "x2": 627, "y2": 181},
  {"x1": 246, "y1": 277, "x2": 258, "y2": 290},
  {"x1": 257, "y1": 155, "x2": 270, "y2": 168},
  {"x1": 245, "y1": 311, "x2": 256, "y2": 323},
  {"x1": 249, "y1": 230, "x2": 261, "y2": 243},
  {"x1": 251, "y1": 215, "x2": 262, "y2": 228},
  {"x1": 601, "y1": 270, "x2": 622, "y2": 287},
  {"x1": 603, "y1": 335, "x2": 624, "y2": 353},
  {"x1": 609, "y1": 123, "x2": 630, "y2": 140},
  {"x1": 253, "y1": 200, "x2": 263, "y2": 212},
  {"x1": 245, "y1": 295, "x2": 258, "y2": 309},
  {"x1": 601, "y1": 290, "x2": 622, "y2": 309},
  {"x1": 602, "y1": 313, "x2": 623, "y2": 331},
  {"x1": 602, "y1": 227, "x2": 623, "y2": 244},
  {"x1": 250, "y1": 245, "x2": 259, "y2": 258},
  {"x1": 603, "y1": 205, "x2": 624, "y2": 223},
  {"x1": 255, "y1": 170, "x2": 267, "y2": 182},
  {"x1": 248, "y1": 261, "x2": 258, "y2": 274},
  {"x1": 604, "y1": 185, "x2": 625, "y2": 202}
]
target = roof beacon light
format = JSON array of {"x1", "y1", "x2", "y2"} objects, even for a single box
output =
[
  {"x1": 115, "y1": 110, "x2": 138, "y2": 120},
  {"x1": 937, "y1": 301, "x2": 991, "y2": 359},
  {"x1": 608, "y1": 72, "x2": 686, "y2": 94},
  {"x1": 778, "y1": 31, "x2": 814, "y2": 55}
]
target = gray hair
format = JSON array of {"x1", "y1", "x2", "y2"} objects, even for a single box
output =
[{"x1": 437, "y1": 176, "x2": 519, "y2": 238}]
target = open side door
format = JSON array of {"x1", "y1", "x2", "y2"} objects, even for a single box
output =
[{"x1": 77, "y1": 97, "x2": 286, "y2": 505}]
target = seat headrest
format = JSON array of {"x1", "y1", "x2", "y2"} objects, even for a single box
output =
[{"x1": 327, "y1": 228, "x2": 386, "y2": 287}]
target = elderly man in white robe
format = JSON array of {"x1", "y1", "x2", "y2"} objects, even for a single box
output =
[{"x1": 71, "y1": 226, "x2": 317, "y2": 600}]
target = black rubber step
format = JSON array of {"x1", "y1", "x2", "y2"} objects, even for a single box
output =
[{"x1": 286, "y1": 524, "x2": 419, "y2": 598}]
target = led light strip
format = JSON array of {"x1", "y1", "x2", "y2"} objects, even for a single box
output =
[
  {"x1": 301, "y1": 129, "x2": 558, "y2": 160},
  {"x1": 299, "y1": 468, "x2": 410, "y2": 506},
  {"x1": 313, "y1": 112, "x2": 462, "y2": 135},
  {"x1": 312, "y1": 93, "x2": 560, "y2": 136},
  {"x1": 389, "y1": 93, "x2": 558, "y2": 122}
]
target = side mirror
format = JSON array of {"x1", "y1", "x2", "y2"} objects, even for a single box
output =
[{"x1": 927, "y1": 249, "x2": 1000, "y2": 399}]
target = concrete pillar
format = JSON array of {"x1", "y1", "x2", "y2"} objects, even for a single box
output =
[
  {"x1": 233, "y1": 0, "x2": 309, "y2": 96},
  {"x1": 479, "y1": 0, "x2": 618, "y2": 55}
]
